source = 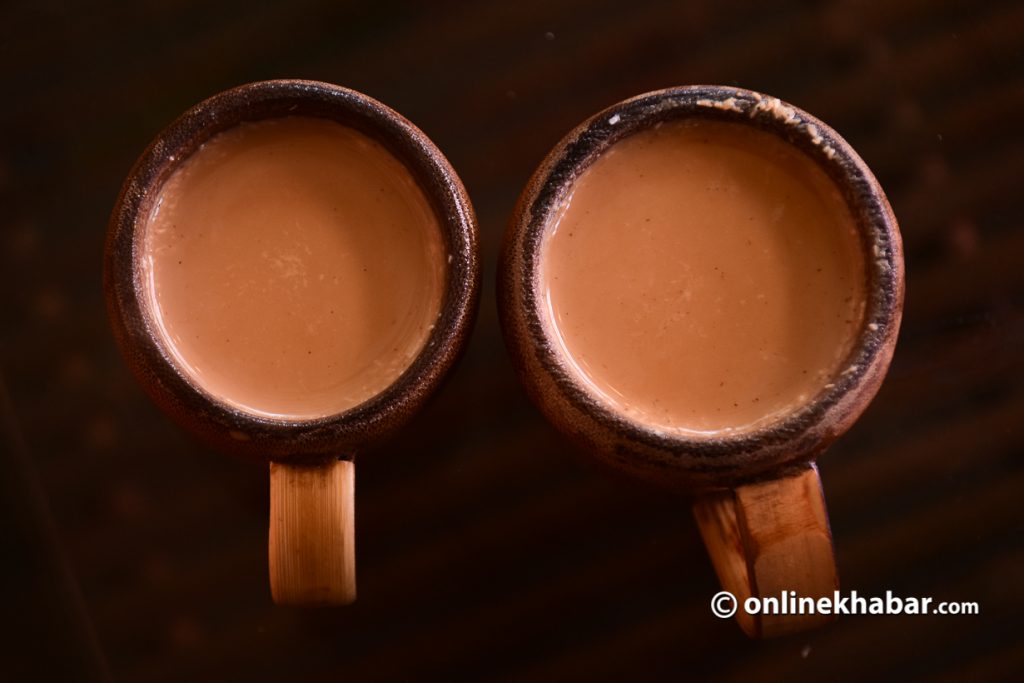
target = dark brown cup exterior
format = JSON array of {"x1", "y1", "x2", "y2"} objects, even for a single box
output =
[
  {"x1": 498, "y1": 85, "x2": 904, "y2": 493},
  {"x1": 105, "y1": 80, "x2": 480, "y2": 464}
]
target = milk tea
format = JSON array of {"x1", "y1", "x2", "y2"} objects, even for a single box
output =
[
  {"x1": 142, "y1": 117, "x2": 445, "y2": 419},
  {"x1": 540, "y1": 120, "x2": 866, "y2": 433}
]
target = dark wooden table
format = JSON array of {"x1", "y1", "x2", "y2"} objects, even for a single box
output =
[{"x1": 2, "y1": 1, "x2": 1022, "y2": 680}]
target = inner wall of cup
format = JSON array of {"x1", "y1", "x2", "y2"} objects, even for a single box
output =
[
  {"x1": 531, "y1": 110, "x2": 883, "y2": 440},
  {"x1": 133, "y1": 104, "x2": 455, "y2": 422}
]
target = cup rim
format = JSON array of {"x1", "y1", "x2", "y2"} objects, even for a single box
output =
[
  {"x1": 104, "y1": 79, "x2": 480, "y2": 462},
  {"x1": 499, "y1": 85, "x2": 904, "y2": 489}
]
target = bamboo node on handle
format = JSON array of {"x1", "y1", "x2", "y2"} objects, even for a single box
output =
[
  {"x1": 693, "y1": 464, "x2": 837, "y2": 638},
  {"x1": 269, "y1": 458, "x2": 356, "y2": 606}
]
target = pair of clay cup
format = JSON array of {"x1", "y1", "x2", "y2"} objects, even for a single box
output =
[{"x1": 105, "y1": 80, "x2": 903, "y2": 637}]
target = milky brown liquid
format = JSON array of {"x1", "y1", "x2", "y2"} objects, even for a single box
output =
[
  {"x1": 142, "y1": 117, "x2": 445, "y2": 419},
  {"x1": 541, "y1": 120, "x2": 867, "y2": 434}
]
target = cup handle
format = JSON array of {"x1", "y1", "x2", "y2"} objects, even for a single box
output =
[
  {"x1": 268, "y1": 458, "x2": 356, "y2": 605},
  {"x1": 692, "y1": 463, "x2": 837, "y2": 637}
]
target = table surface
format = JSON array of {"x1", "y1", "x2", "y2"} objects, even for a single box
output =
[{"x1": 1, "y1": 0, "x2": 1022, "y2": 680}]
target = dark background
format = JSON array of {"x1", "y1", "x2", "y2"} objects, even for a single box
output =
[{"x1": 2, "y1": 0, "x2": 1022, "y2": 680}]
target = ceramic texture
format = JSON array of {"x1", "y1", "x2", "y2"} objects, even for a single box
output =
[
  {"x1": 498, "y1": 85, "x2": 904, "y2": 493},
  {"x1": 105, "y1": 80, "x2": 480, "y2": 464}
]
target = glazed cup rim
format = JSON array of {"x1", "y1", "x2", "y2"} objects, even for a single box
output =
[
  {"x1": 104, "y1": 79, "x2": 480, "y2": 461},
  {"x1": 504, "y1": 85, "x2": 904, "y2": 462}
]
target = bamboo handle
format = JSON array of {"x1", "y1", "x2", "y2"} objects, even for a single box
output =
[
  {"x1": 269, "y1": 458, "x2": 356, "y2": 606},
  {"x1": 693, "y1": 463, "x2": 837, "y2": 638}
]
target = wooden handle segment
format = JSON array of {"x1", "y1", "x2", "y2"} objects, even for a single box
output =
[
  {"x1": 269, "y1": 459, "x2": 356, "y2": 606},
  {"x1": 693, "y1": 464, "x2": 837, "y2": 638}
]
